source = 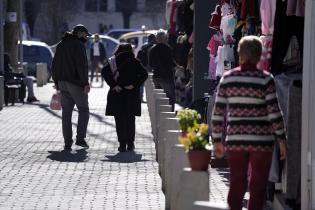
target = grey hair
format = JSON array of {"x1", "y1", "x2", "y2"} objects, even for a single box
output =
[
  {"x1": 155, "y1": 29, "x2": 168, "y2": 44},
  {"x1": 237, "y1": 36, "x2": 262, "y2": 65}
]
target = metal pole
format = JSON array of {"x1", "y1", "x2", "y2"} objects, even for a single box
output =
[
  {"x1": 301, "y1": 0, "x2": 315, "y2": 209},
  {"x1": 0, "y1": 0, "x2": 4, "y2": 74},
  {"x1": 18, "y1": 0, "x2": 23, "y2": 69}
]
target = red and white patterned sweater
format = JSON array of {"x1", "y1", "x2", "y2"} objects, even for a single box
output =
[{"x1": 211, "y1": 64, "x2": 287, "y2": 150}]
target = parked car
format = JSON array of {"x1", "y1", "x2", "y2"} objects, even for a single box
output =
[
  {"x1": 86, "y1": 34, "x2": 119, "y2": 58},
  {"x1": 106, "y1": 29, "x2": 139, "y2": 39},
  {"x1": 119, "y1": 30, "x2": 158, "y2": 56},
  {"x1": 22, "y1": 40, "x2": 54, "y2": 82}
]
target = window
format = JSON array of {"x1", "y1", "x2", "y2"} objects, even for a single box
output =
[
  {"x1": 85, "y1": 0, "x2": 97, "y2": 12},
  {"x1": 85, "y1": 0, "x2": 107, "y2": 12},
  {"x1": 99, "y1": 0, "x2": 108, "y2": 12}
]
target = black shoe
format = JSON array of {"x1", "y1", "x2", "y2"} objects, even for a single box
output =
[
  {"x1": 64, "y1": 145, "x2": 72, "y2": 150},
  {"x1": 27, "y1": 96, "x2": 39, "y2": 103},
  {"x1": 118, "y1": 144, "x2": 127, "y2": 152},
  {"x1": 127, "y1": 143, "x2": 135, "y2": 151},
  {"x1": 75, "y1": 140, "x2": 89, "y2": 149}
]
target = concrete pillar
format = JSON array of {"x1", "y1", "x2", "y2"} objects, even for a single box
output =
[
  {"x1": 156, "y1": 111, "x2": 175, "y2": 164},
  {"x1": 193, "y1": 1, "x2": 217, "y2": 100},
  {"x1": 175, "y1": 168, "x2": 209, "y2": 210},
  {"x1": 36, "y1": 63, "x2": 47, "y2": 87},
  {"x1": 153, "y1": 96, "x2": 169, "y2": 138},
  {"x1": 0, "y1": 76, "x2": 3, "y2": 111},
  {"x1": 164, "y1": 130, "x2": 182, "y2": 209},
  {"x1": 170, "y1": 144, "x2": 190, "y2": 210},
  {"x1": 193, "y1": 201, "x2": 228, "y2": 210},
  {"x1": 158, "y1": 118, "x2": 180, "y2": 170},
  {"x1": 151, "y1": 89, "x2": 165, "y2": 136}
]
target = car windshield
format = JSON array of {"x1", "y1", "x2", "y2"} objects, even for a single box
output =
[{"x1": 23, "y1": 45, "x2": 52, "y2": 65}]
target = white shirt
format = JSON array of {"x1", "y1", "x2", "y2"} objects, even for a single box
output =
[{"x1": 93, "y1": 42, "x2": 100, "y2": 56}]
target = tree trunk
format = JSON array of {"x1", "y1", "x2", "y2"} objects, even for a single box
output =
[{"x1": 4, "y1": 0, "x2": 20, "y2": 70}]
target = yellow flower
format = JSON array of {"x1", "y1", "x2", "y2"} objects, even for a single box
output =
[{"x1": 199, "y1": 123, "x2": 209, "y2": 136}]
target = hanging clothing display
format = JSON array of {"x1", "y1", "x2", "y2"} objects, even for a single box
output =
[
  {"x1": 215, "y1": 45, "x2": 235, "y2": 77},
  {"x1": 220, "y1": 14, "x2": 237, "y2": 41},
  {"x1": 260, "y1": 0, "x2": 276, "y2": 35},
  {"x1": 286, "y1": 0, "x2": 305, "y2": 17},
  {"x1": 257, "y1": 35, "x2": 273, "y2": 71},
  {"x1": 207, "y1": 31, "x2": 223, "y2": 56},
  {"x1": 209, "y1": 4, "x2": 222, "y2": 30},
  {"x1": 271, "y1": 0, "x2": 304, "y2": 75},
  {"x1": 240, "y1": 0, "x2": 256, "y2": 19},
  {"x1": 208, "y1": 56, "x2": 217, "y2": 80}
]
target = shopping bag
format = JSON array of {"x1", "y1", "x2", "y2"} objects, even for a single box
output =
[{"x1": 50, "y1": 92, "x2": 61, "y2": 110}]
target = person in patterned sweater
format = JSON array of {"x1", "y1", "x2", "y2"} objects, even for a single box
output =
[{"x1": 211, "y1": 36, "x2": 287, "y2": 210}]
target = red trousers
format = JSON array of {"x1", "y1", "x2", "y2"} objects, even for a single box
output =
[{"x1": 227, "y1": 149, "x2": 272, "y2": 210}]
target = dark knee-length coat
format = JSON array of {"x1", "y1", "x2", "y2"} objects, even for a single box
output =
[{"x1": 102, "y1": 51, "x2": 148, "y2": 116}]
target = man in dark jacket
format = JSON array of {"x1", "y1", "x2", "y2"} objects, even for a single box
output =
[
  {"x1": 52, "y1": 24, "x2": 91, "y2": 150},
  {"x1": 149, "y1": 30, "x2": 179, "y2": 111},
  {"x1": 90, "y1": 33, "x2": 107, "y2": 84}
]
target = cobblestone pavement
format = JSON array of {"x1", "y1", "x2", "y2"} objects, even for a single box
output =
[{"x1": 0, "y1": 83, "x2": 164, "y2": 210}]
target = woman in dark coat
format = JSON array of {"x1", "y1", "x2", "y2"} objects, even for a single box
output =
[{"x1": 102, "y1": 43, "x2": 148, "y2": 152}]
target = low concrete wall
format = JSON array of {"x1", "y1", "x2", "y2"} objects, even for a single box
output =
[
  {"x1": 164, "y1": 130, "x2": 182, "y2": 209},
  {"x1": 0, "y1": 76, "x2": 3, "y2": 111},
  {"x1": 175, "y1": 168, "x2": 209, "y2": 210},
  {"x1": 193, "y1": 201, "x2": 229, "y2": 210},
  {"x1": 170, "y1": 144, "x2": 190, "y2": 210}
]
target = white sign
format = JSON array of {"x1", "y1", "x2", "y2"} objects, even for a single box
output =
[{"x1": 7, "y1": 12, "x2": 17, "y2": 22}]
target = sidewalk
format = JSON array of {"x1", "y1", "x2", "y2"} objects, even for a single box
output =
[{"x1": 0, "y1": 82, "x2": 164, "y2": 210}]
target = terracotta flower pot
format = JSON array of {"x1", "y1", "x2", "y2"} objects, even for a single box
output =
[{"x1": 188, "y1": 150, "x2": 211, "y2": 171}]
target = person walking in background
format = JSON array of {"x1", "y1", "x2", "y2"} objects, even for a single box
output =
[
  {"x1": 90, "y1": 33, "x2": 107, "y2": 86},
  {"x1": 137, "y1": 33, "x2": 156, "y2": 102},
  {"x1": 211, "y1": 36, "x2": 288, "y2": 210},
  {"x1": 2, "y1": 53, "x2": 39, "y2": 103},
  {"x1": 149, "y1": 30, "x2": 180, "y2": 111},
  {"x1": 137, "y1": 34, "x2": 156, "y2": 72},
  {"x1": 52, "y1": 24, "x2": 91, "y2": 150},
  {"x1": 102, "y1": 43, "x2": 148, "y2": 152}
]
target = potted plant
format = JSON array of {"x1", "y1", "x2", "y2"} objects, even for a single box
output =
[
  {"x1": 179, "y1": 123, "x2": 212, "y2": 171},
  {"x1": 176, "y1": 108, "x2": 201, "y2": 137}
]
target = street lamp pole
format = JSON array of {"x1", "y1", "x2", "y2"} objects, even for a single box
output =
[
  {"x1": 18, "y1": 0, "x2": 23, "y2": 69},
  {"x1": 0, "y1": 0, "x2": 4, "y2": 74}
]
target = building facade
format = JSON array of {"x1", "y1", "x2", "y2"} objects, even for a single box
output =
[{"x1": 33, "y1": 0, "x2": 166, "y2": 44}]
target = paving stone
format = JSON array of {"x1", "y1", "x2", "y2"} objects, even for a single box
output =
[{"x1": 0, "y1": 83, "x2": 164, "y2": 210}]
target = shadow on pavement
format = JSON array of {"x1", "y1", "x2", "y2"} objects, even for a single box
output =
[
  {"x1": 102, "y1": 151, "x2": 149, "y2": 163},
  {"x1": 47, "y1": 149, "x2": 88, "y2": 162}
]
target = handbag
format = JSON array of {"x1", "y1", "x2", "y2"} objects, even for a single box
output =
[{"x1": 50, "y1": 91, "x2": 61, "y2": 110}]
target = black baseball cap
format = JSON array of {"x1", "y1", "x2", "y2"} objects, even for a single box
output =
[{"x1": 72, "y1": 24, "x2": 92, "y2": 36}]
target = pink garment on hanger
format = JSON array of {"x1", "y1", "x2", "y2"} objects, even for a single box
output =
[
  {"x1": 208, "y1": 56, "x2": 217, "y2": 80},
  {"x1": 207, "y1": 32, "x2": 223, "y2": 56},
  {"x1": 260, "y1": 0, "x2": 276, "y2": 35},
  {"x1": 257, "y1": 36, "x2": 273, "y2": 71},
  {"x1": 287, "y1": 0, "x2": 305, "y2": 17}
]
